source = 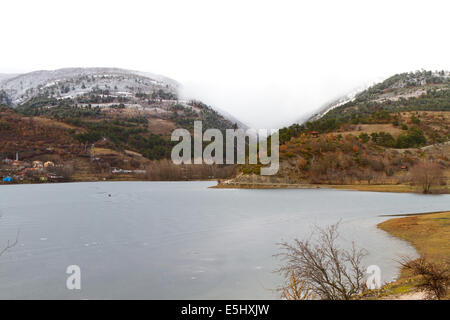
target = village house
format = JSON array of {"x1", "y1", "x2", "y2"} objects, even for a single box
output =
[
  {"x1": 44, "y1": 161, "x2": 55, "y2": 168},
  {"x1": 33, "y1": 161, "x2": 44, "y2": 168},
  {"x1": 12, "y1": 160, "x2": 25, "y2": 167}
]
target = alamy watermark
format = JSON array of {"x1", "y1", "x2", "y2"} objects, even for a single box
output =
[
  {"x1": 366, "y1": 265, "x2": 382, "y2": 289},
  {"x1": 66, "y1": 265, "x2": 81, "y2": 290},
  {"x1": 170, "y1": 121, "x2": 279, "y2": 175}
]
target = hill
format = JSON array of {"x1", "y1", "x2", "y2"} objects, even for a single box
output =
[
  {"x1": 0, "y1": 67, "x2": 178, "y2": 105},
  {"x1": 0, "y1": 68, "x2": 241, "y2": 183},
  {"x1": 221, "y1": 70, "x2": 450, "y2": 192},
  {"x1": 320, "y1": 70, "x2": 449, "y2": 121}
]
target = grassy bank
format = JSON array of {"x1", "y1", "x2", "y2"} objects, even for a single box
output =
[{"x1": 376, "y1": 211, "x2": 450, "y2": 299}]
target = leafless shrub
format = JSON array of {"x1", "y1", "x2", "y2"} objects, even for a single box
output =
[
  {"x1": 54, "y1": 164, "x2": 74, "y2": 180},
  {"x1": 275, "y1": 223, "x2": 368, "y2": 300},
  {"x1": 145, "y1": 160, "x2": 236, "y2": 181},
  {"x1": 410, "y1": 161, "x2": 444, "y2": 194},
  {"x1": 399, "y1": 255, "x2": 449, "y2": 300},
  {"x1": 281, "y1": 269, "x2": 314, "y2": 300}
]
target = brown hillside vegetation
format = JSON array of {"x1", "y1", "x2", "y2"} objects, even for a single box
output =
[
  {"x1": 228, "y1": 110, "x2": 450, "y2": 193},
  {"x1": 0, "y1": 108, "x2": 84, "y2": 161},
  {"x1": 0, "y1": 106, "x2": 237, "y2": 183}
]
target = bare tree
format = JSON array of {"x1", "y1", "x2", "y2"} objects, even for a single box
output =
[
  {"x1": 54, "y1": 164, "x2": 74, "y2": 180},
  {"x1": 399, "y1": 255, "x2": 449, "y2": 300},
  {"x1": 410, "y1": 161, "x2": 444, "y2": 194},
  {"x1": 275, "y1": 223, "x2": 368, "y2": 300}
]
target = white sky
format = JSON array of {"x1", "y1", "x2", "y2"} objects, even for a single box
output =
[{"x1": 0, "y1": 0, "x2": 449, "y2": 128}]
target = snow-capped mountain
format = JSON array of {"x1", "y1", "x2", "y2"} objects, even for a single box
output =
[
  {"x1": 304, "y1": 82, "x2": 378, "y2": 123},
  {"x1": 304, "y1": 70, "x2": 449, "y2": 123},
  {"x1": 0, "y1": 67, "x2": 179, "y2": 106},
  {"x1": 0, "y1": 73, "x2": 18, "y2": 82}
]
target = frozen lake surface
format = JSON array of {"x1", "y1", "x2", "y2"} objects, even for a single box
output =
[{"x1": 0, "y1": 181, "x2": 448, "y2": 299}]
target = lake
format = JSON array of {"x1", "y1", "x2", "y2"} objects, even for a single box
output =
[{"x1": 0, "y1": 181, "x2": 448, "y2": 299}]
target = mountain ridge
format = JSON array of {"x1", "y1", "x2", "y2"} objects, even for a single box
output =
[
  {"x1": 222, "y1": 69, "x2": 450, "y2": 191},
  {"x1": 0, "y1": 67, "x2": 243, "y2": 183},
  {"x1": 318, "y1": 70, "x2": 449, "y2": 122},
  {"x1": 0, "y1": 67, "x2": 179, "y2": 106}
]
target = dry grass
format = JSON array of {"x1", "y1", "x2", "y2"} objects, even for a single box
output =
[
  {"x1": 339, "y1": 124, "x2": 404, "y2": 137},
  {"x1": 30, "y1": 116, "x2": 79, "y2": 130},
  {"x1": 89, "y1": 147, "x2": 122, "y2": 157},
  {"x1": 376, "y1": 211, "x2": 450, "y2": 299},
  {"x1": 399, "y1": 110, "x2": 450, "y2": 122},
  {"x1": 147, "y1": 117, "x2": 177, "y2": 135},
  {"x1": 378, "y1": 211, "x2": 450, "y2": 262},
  {"x1": 124, "y1": 149, "x2": 145, "y2": 158}
]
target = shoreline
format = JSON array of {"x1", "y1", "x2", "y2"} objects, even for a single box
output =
[
  {"x1": 0, "y1": 177, "x2": 219, "y2": 186},
  {"x1": 5, "y1": 178, "x2": 448, "y2": 195},
  {"x1": 374, "y1": 211, "x2": 450, "y2": 299},
  {"x1": 377, "y1": 210, "x2": 450, "y2": 261},
  {"x1": 212, "y1": 182, "x2": 426, "y2": 193}
]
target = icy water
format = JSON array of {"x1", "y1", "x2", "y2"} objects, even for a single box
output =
[{"x1": 0, "y1": 181, "x2": 448, "y2": 299}]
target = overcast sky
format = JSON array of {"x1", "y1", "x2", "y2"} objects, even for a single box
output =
[{"x1": 1, "y1": 0, "x2": 449, "y2": 128}]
